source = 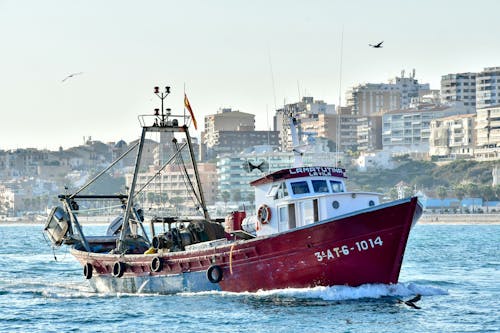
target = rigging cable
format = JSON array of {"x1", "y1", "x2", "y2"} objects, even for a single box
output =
[{"x1": 173, "y1": 140, "x2": 203, "y2": 211}]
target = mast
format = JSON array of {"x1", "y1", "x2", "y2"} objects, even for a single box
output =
[
  {"x1": 184, "y1": 126, "x2": 210, "y2": 219},
  {"x1": 289, "y1": 113, "x2": 303, "y2": 167},
  {"x1": 118, "y1": 127, "x2": 146, "y2": 252},
  {"x1": 336, "y1": 26, "x2": 344, "y2": 166},
  {"x1": 117, "y1": 85, "x2": 208, "y2": 251}
]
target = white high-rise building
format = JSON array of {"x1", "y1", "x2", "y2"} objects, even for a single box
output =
[
  {"x1": 440, "y1": 72, "x2": 476, "y2": 109},
  {"x1": 274, "y1": 97, "x2": 335, "y2": 152},
  {"x1": 429, "y1": 114, "x2": 475, "y2": 158},
  {"x1": 346, "y1": 69, "x2": 430, "y2": 115},
  {"x1": 476, "y1": 67, "x2": 500, "y2": 109},
  {"x1": 382, "y1": 103, "x2": 469, "y2": 151}
]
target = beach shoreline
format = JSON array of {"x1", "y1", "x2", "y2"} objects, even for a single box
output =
[{"x1": 2, "y1": 213, "x2": 499, "y2": 225}]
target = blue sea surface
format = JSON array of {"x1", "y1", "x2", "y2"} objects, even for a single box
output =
[{"x1": 0, "y1": 224, "x2": 498, "y2": 332}]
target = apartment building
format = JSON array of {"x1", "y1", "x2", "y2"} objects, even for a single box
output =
[
  {"x1": 440, "y1": 72, "x2": 476, "y2": 109},
  {"x1": 202, "y1": 108, "x2": 279, "y2": 160},
  {"x1": 476, "y1": 67, "x2": 500, "y2": 109},
  {"x1": 475, "y1": 104, "x2": 500, "y2": 160},
  {"x1": 345, "y1": 69, "x2": 430, "y2": 115},
  {"x1": 274, "y1": 97, "x2": 335, "y2": 152},
  {"x1": 382, "y1": 103, "x2": 470, "y2": 151},
  {"x1": 429, "y1": 114, "x2": 476, "y2": 158}
]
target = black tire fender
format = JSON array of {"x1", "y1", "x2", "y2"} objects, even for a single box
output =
[
  {"x1": 112, "y1": 261, "x2": 125, "y2": 278},
  {"x1": 151, "y1": 257, "x2": 163, "y2": 273},
  {"x1": 83, "y1": 262, "x2": 93, "y2": 279},
  {"x1": 206, "y1": 265, "x2": 223, "y2": 283}
]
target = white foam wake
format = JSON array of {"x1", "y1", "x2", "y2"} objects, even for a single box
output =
[{"x1": 182, "y1": 282, "x2": 447, "y2": 300}]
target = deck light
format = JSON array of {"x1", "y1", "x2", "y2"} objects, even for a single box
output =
[{"x1": 154, "y1": 108, "x2": 159, "y2": 116}]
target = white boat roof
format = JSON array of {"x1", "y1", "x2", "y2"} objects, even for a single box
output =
[{"x1": 250, "y1": 166, "x2": 347, "y2": 187}]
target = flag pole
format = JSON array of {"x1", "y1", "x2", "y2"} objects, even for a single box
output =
[{"x1": 183, "y1": 83, "x2": 186, "y2": 125}]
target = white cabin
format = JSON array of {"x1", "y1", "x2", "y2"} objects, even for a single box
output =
[{"x1": 242, "y1": 166, "x2": 381, "y2": 237}]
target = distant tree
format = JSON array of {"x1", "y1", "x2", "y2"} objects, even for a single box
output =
[
  {"x1": 327, "y1": 139, "x2": 337, "y2": 152},
  {"x1": 465, "y1": 183, "x2": 480, "y2": 197},
  {"x1": 147, "y1": 192, "x2": 155, "y2": 205},
  {"x1": 22, "y1": 198, "x2": 30, "y2": 212},
  {"x1": 246, "y1": 192, "x2": 255, "y2": 204},
  {"x1": 391, "y1": 154, "x2": 411, "y2": 163},
  {"x1": 413, "y1": 175, "x2": 435, "y2": 189},
  {"x1": 465, "y1": 183, "x2": 480, "y2": 212},
  {"x1": 454, "y1": 185, "x2": 466, "y2": 213},
  {"x1": 388, "y1": 187, "x2": 398, "y2": 200},
  {"x1": 170, "y1": 196, "x2": 183, "y2": 215},
  {"x1": 436, "y1": 186, "x2": 447, "y2": 212},
  {"x1": 221, "y1": 191, "x2": 230, "y2": 208},
  {"x1": 160, "y1": 192, "x2": 169, "y2": 203},
  {"x1": 494, "y1": 185, "x2": 500, "y2": 200},
  {"x1": 231, "y1": 190, "x2": 242, "y2": 203},
  {"x1": 480, "y1": 185, "x2": 496, "y2": 213}
]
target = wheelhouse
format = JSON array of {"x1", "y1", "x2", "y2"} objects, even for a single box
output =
[{"x1": 247, "y1": 166, "x2": 381, "y2": 236}]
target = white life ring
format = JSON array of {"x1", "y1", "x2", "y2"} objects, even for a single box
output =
[{"x1": 257, "y1": 204, "x2": 272, "y2": 224}]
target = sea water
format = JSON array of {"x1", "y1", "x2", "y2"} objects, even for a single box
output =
[{"x1": 0, "y1": 224, "x2": 498, "y2": 333}]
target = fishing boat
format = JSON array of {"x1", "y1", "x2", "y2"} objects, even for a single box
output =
[{"x1": 44, "y1": 86, "x2": 422, "y2": 294}]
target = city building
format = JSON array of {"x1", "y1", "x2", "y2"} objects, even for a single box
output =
[
  {"x1": 475, "y1": 104, "x2": 500, "y2": 160},
  {"x1": 354, "y1": 150, "x2": 397, "y2": 171},
  {"x1": 476, "y1": 67, "x2": 500, "y2": 109},
  {"x1": 440, "y1": 72, "x2": 476, "y2": 109},
  {"x1": 124, "y1": 162, "x2": 218, "y2": 214},
  {"x1": 382, "y1": 102, "x2": 470, "y2": 151},
  {"x1": 217, "y1": 145, "x2": 342, "y2": 206},
  {"x1": 202, "y1": 108, "x2": 278, "y2": 160},
  {"x1": 346, "y1": 84, "x2": 401, "y2": 115},
  {"x1": 345, "y1": 69, "x2": 430, "y2": 115},
  {"x1": 274, "y1": 97, "x2": 335, "y2": 152},
  {"x1": 429, "y1": 114, "x2": 476, "y2": 159}
]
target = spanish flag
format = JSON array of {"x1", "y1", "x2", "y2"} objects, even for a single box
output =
[{"x1": 184, "y1": 93, "x2": 198, "y2": 130}]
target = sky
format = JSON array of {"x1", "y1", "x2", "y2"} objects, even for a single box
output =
[{"x1": 1, "y1": 0, "x2": 499, "y2": 150}]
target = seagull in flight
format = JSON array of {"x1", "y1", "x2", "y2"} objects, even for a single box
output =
[
  {"x1": 61, "y1": 72, "x2": 84, "y2": 82},
  {"x1": 397, "y1": 294, "x2": 422, "y2": 309},
  {"x1": 369, "y1": 41, "x2": 384, "y2": 48}
]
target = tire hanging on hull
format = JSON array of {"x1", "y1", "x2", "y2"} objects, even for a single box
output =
[
  {"x1": 113, "y1": 261, "x2": 125, "y2": 278},
  {"x1": 83, "y1": 262, "x2": 93, "y2": 279},
  {"x1": 151, "y1": 257, "x2": 163, "y2": 272},
  {"x1": 206, "y1": 265, "x2": 223, "y2": 283}
]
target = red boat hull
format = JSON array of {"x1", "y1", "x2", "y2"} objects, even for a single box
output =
[{"x1": 72, "y1": 197, "x2": 421, "y2": 293}]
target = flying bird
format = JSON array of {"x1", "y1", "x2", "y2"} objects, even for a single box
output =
[
  {"x1": 397, "y1": 294, "x2": 422, "y2": 309},
  {"x1": 61, "y1": 72, "x2": 84, "y2": 82},
  {"x1": 243, "y1": 160, "x2": 267, "y2": 173},
  {"x1": 369, "y1": 41, "x2": 384, "y2": 48}
]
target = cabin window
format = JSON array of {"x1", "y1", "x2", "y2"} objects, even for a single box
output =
[
  {"x1": 299, "y1": 200, "x2": 314, "y2": 225},
  {"x1": 267, "y1": 184, "x2": 279, "y2": 197},
  {"x1": 312, "y1": 180, "x2": 329, "y2": 193},
  {"x1": 278, "y1": 206, "x2": 288, "y2": 231},
  {"x1": 291, "y1": 181, "x2": 310, "y2": 194},
  {"x1": 330, "y1": 180, "x2": 344, "y2": 192},
  {"x1": 275, "y1": 182, "x2": 289, "y2": 199}
]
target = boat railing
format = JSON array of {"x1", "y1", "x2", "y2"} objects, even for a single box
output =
[{"x1": 137, "y1": 113, "x2": 191, "y2": 129}]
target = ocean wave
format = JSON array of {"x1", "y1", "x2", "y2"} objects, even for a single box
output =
[{"x1": 180, "y1": 282, "x2": 448, "y2": 301}]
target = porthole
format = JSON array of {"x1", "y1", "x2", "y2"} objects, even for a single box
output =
[
  {"x1": 332, "y1": 201, "x2": 340, "y2": 209},
  {"x1": 369, "y1": 200, "x2": 375, "y2": 207}
]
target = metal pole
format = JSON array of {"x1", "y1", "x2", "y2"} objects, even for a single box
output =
[
  {"x1": 184, "y1": 126, "x2": 209, "y2": 220},
  {"x1": 118, "y1": 128, "x2": 147, "y2": 251}
]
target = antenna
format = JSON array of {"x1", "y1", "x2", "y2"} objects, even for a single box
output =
[
  {"x1": 267, "y1": 48, "x2": 278, "y2": 111},
  {"x1": 266, "y1": 104, "x2": 270, "y2": 145},
  {"x1": 336, "y1": 26, "x2": 344, "y2": 166},
  {"x1": 153, "y1": 86, "x2": 171, "y2": 126}
]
